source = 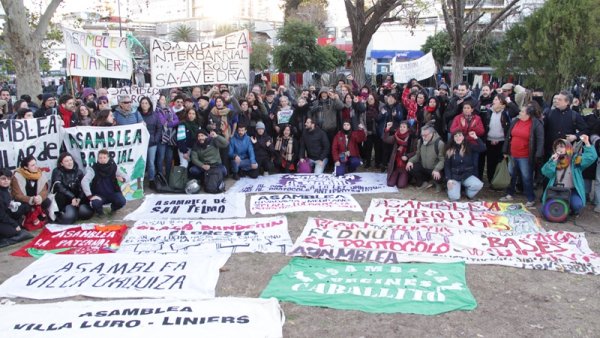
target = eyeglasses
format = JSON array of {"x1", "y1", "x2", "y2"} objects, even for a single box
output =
[
  {"x1": 175, "y1": 100, "x2": 183, "y2": 104},
  {"x1": 122, "y1": 101, "x2": 132, "y2": 104}
]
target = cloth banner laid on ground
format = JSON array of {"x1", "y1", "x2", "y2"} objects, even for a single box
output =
[
  {"x1": 0, "y1": 297, "x2": 284, "y2": 338},
  {"x1": 391, "y1": 51, "x2": 436, "y2": 83},
  {"x1": 0, "y1": 116, "x2": 62, "y2": 181},
  {"x1": 250, "y1": 193, "x2": 362, "y2": 215},
  {"x1": 288, "y1": 218, "x2": 600, "y2": 275},
  {"x1": 228, "y1": 173, "x2": 398, "y2": 194},
  {"x1": 124, "y1": 193, "x2": 246, "y2": 220},
  {"x1": 63, "y1": 123, "x2": 149, "y2": 200},
  {"x1": 0, "y1": 253, "x2": 229, "y2": 299},
  {"x1": 107, "y1": 86, "x2": 161, "y2": 110},
  {"x1": 117, "y1": 216, "x2": 292, "y2": 255},
  {"x1": 63, "y1": 27, "x2": 132, "y2": 79},
  {"x1": 261, "y1": 258, "x2": 476, "y2": 315},
  {"x1": 11, "y1": 224, "x2": 127, "y2": 257},
  {"x1": 150, "y1": 30, "x2": 250, "y2": 89},
  {"x1": 365, "y1": 199, "x2": 541, "y2": 234}
]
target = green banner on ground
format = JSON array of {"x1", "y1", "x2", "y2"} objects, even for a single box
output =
[{"x1": 261, "y1": 258, "x2": 477, "y2": 315}]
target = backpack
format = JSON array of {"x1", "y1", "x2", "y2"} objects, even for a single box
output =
[
  {"x1": 168, "y1": 166, "x2": 188, "y2": 192},
  {"x1": 155, "y1": 172, "x2": 178, "y2": 193},
  {"x1": 420, "y1": 137, "x2": 442, "y2": 156},
  {"x1": 204, "y1": 166, "x2": 225, "y2": 194}
]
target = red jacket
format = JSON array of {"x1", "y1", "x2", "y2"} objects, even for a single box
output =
[
  {"x1": 450, "y1": 113, "x2": 485, "y2": 144},
  {"x1": 331, "y1": 129, "x2": 366, "y2": 162},
  {"x1": 402, "y1": 87, "x2": 417, "y2": 121}
]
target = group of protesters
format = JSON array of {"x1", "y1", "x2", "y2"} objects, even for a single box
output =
[{"x1": 1, "y1": 73, "x2": 600, "y2": 246}]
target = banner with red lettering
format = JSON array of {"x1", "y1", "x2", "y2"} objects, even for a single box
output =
[
  {"x1": 365, "y1": 199, "x2": 541, "y2": 234},
  {"x1": 11, "y1": 225, "x2": 128, "y2": 258},
  {"x1": 288, "y1": 218, "x2": 600, "y2": 275},
  {"x1": 117, "y1": 216, "x2": 292, "y2": 255}
]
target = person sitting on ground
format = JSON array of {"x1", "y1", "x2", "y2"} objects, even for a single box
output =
[
  {"x1": 444, "y1": 130, "x2": 486, "y2": 201},
  {"x1": 229, "y1": 124, "x2": 259, "y2": 180},
  {"x1": 383, "y1": 120, "x2": 415, "y2": 188},
  {"x1": 251, "y1": 121, "x2": 275, "y2": 175},
  {"x1": 81, "y1": 149, "x2": 127, "y2": 216},
  {"x1": 541, "y1": 136, "x2": 597, "y2": 217},
  {"x1": 274, "y1": 124, "x2": 298, "y2": 173},
  {"x1": 298, "y1": 117, "x2": 330, "y2": 174},
  {"x1": 51, "y1": 152, "x2": 94, "y2": 224},
  {"x1": 406, "y1": 124, "x2": 445, "y2": 192},
  {"x1": 332, "y1": 120, "x2": 366, "y2": 176},
  {"x1": 11, "y1": 155, "x2": 51, "y2": 229},
  {"x1": 189, "y1": 129, "x2": 229, "y2": 182},
  {"x1": 0, "y1": 168, "x2": 33, "y2": 248}
]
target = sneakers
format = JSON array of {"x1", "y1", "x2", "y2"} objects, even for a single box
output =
[
  {"x1": 499, "y1": 195, "x2": 514, "y2": 202},
  {"x1": 418, "y1": 182, "x2": 433, "y2": 190},
  {"x1": 525, "y1": 201, "x2": 536, "y2": 208},
  {"x1": 232, "y1": 173, "x2": 240, "y2": 181}
]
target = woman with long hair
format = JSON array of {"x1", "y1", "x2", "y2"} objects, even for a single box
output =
[
  {"x1": 444, "y1": 130, "x2": 486, "y2": 201},
  {"x1": 274, "y1": 124, "x2": 298, "y2": 173},
  {"x1": 361, "y1": 93, "x2": 381, "y2": 168},
  {"x1": 383, "y1": 121, "x2": 415, "y2": 188},
  {"x1": 138, "y1": 96, "x2": 161, "y2": 189},
  {"x1": 77, "y1": 104, "x2": 93, "y2": 126},
  {"x1": 483, "y1": 93, "x2": 511, "y2": 182},
  {"x1": 50, "y1": 152, "x2": 94, "y2": 224},
  {"x1": 156, "y1": 94, "x2": 179, "y2": 179},
  {"x1": 176, "y1": 108, "x2": 200, "y2": 169},
  {"x1": 92, "y1": 109, "x2": 115, "y2": 126}
]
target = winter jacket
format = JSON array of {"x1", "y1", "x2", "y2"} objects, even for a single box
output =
[
  {"x1": 81, "y1": 161, "x2": 124, "y2": 198},
  {"x1": 503, "y1": 117, "x2": 544, "y2": 165},
  {"x1": 331, "y1": 129, "x2": 366, "y2": 163},
  {"x1": 229, "y1": 133, "x2": 256, "y2": 164},
  {"x1": 449, "y1": 113, "x2": 485, "y2": 145},
  {"x1": 0, "y1": 186, "x2": 20, "y2": 229},
  {"x1": 444, "y1": 138, "x2": 486, "y2": 181},
  {"x1": 253, "y1": 133, "x2": 275, "y2": 161},
  {"x1": 543, "y1": 107, "x2": 589, "y2": 152},
  {"x1": 409, "y1": 134, "x2": 445, "y2": 172},
  {"x1": 299, "y1": 126, "x2": 330, "y2": 161},
  {"x1": 482, "y1": 108, "x2": 511, "y2": 138},
  {"x1": 11, "y1": 171, "x2": 49, "y2": 205},
  {"x1": 176, "y1": 122, "x2": 199, "y2": 154},
  {"x1": 542, "y1": 144, "x2": 597, "y2": 206},
  {"x1": 444, "y1": 93, "x2": 480, "y2": 131},
  {"x1": 190, "y1": 135, "x2": 229, "y2": 167},
  {"x1": 383, "y1": 130, "x2": 416, "y2": 180},
  {"x1": 141, "y1": 110, "x2": 162, "y2": 147},
  {"x1": 51, "y1": 164, "x2": 86, "y2": 210},
  {"x1": 376, "y1": 102, "x2": 404, "y2": 137},
  {"x1": 311, "y1": 89, "x2": 344, "y2": 132},
  {"x1": 114, "y1": 107, "x2": 143, "y2": 126}
]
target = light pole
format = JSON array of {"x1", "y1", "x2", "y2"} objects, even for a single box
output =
[{"x1": 117, "y1": 0, "x2": 123, "y2": 37}]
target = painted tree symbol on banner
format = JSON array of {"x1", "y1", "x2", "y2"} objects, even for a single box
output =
[{"x1": 131, "y1": 156, "x2": 146, "y2": 199}]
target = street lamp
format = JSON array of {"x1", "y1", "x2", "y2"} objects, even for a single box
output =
[{"x1": 117, "y1": 0, "x2": 123, "y2": 37}]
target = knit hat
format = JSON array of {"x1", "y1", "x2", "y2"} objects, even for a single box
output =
[
  {"x1": 256, "y1": 121, "x2": 266, "y2": 130},
  {"x1": 197, "y1": 128, "x2": 209, "y2": 136},
  {"x1": 438, "y1": 83, "x2": 450, "y2": 91}
]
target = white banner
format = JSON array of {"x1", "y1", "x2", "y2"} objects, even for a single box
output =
[
  {"x1": 63, "y1": 27, "x2": 132, "y2": 79},
  {"x1": 106, "y1": 86, "x2": 161, "y2": 110},
  {"x1": 228, "y1": 173, "x2": 398, "y2": 194},
  {"x1": 288, "y1": 218, "x2": 600, "y2": 275},
  {"x1": 0, "y1": 116, "x2": 62, "y2": 181},
  {"x1": 117, "y1": 216, "x2": 292, "y2": 255},
  {"x1": 150, "y1": 30, "x2": 250, "y2": 89},
  {"x1": 250, "y1": 194, "x2": 362, "y2": 215},
  {"x1": 0, "y1": 253, "x2": 229, "y2": 300},
  {"x1": 124, "y1": 193, "x2": 246, "y2": 220},
  {"x1": 0, "y1": 298, "x2": 284, "y2": 338},
  {"x1": 391, "y1": 51, "x2": 437, "y2": 83},
  {"x1": 365, "y1": 199, "x2": 541, "y2": 234},
  {"x1": 62, "y1": 123, "x2": 149, "y2": 200}
]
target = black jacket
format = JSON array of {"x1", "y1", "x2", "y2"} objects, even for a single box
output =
[
  {"x1": 51, "y1": 164, "x2": 86, "y2": 210},
  {"x1": 444, "y1": 138, "x2": 486, "y2": 181},
  {"x1": 253, "y1": 133, "x2": 275, "y2": 161},
  {"x1": 503, "y1": 117, "x2": 545, "y2": 165},
  {"x1": 299, "y1": 127, "x2": 330, "y2": 161}
]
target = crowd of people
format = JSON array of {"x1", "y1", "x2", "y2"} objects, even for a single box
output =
[{"x1": 1, "y1": 74, "x2": 600, "y2": 246}]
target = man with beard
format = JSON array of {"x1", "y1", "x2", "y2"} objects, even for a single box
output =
[
  {"x1": 444, "y1": 82, "x2": 479, "y2": 139},
  {"x1": 298, "y1": 117, "x2": 330, "y2": 174},
  {"x1": 34, "y1": 93, "x2": 58, "y2": 118},
  {"x1": 81, "y1": 149, "x2": 127, "y2": 216},
  {"x1": 57, "y1": 94, "x2": 79, "y2": 127},
  {"x1": 229, "y1": 124, "x2": 259, "y2": 180},
  {"x1": 189, "y1": 129, "x2": 229, "y2": 183}
]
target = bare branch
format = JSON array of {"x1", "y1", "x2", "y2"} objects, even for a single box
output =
[
  {"x1": 33, "y1": 0, "x2": 63, "y2": 41},
  {"x1": 463, "y1": 12, "x2": 485, "y2": 35}
]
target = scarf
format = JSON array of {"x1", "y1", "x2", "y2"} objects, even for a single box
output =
[
  {"x1": 394, "y1": 130, "x2": 410, "y2": 168},
  {"x1": 555, "y1": 141, "x2": 574, "y2": 170},
  {"x1": 58, "y1": 105, "x2": 73, "y2": 128},
  {"x1": 275, "y1": 136, "x2": 294, "y2": 162},
  {"x1": 92, "y1": 160, "x2": 116, "y2": 179},
  {"x1": 341, "y1": 107, "x2": 352, "y2": 121},
  {"x1": 183, "y1": 119, "x2": 199, "y2": 137},
  {"x1": 15, "y1": 167, "x2": 42, "y2": 181},
  {"x1": 365, "y1": 104, "x2": 378, "y2": 122}
]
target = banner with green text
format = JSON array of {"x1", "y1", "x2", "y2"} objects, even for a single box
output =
[{"x1": 261, "y1": 258, "x2": 476, "y2": 315}]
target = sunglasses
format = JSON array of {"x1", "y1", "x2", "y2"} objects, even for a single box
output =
[{"x1": 122, "y1": 101, "x2": 132, "y2": 104}]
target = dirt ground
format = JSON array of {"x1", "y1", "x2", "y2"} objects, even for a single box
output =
[{"x1": 1, "y1": 175, "x2": 599, "y2": 338}]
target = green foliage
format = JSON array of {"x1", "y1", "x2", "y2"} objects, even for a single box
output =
[
  {"x1": 494, "y1": 0, "x2": 600, "y2": 94},
  {"x1": 421, "y1": 31, "x2": 451, "y2": 66},
  {"x1": 422, "y1": 31, "x2": 499, "y2": 67},
  {"x1": 170, "y1": 25, "x2": 196, "y2": 42},
  {"x1": 250, "y1": 40, "x2": 272, "y2": 71},
  {"x1": 272, "y1": 20, "x2": 319, "y2": 72},
  {"x1": 314, "y1": 45, "x2": 347, "y2": 72},
  {"x1": 215, "y1": 24, "x2": 239, "y2": 38}
]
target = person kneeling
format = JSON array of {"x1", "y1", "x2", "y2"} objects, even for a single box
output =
[
  {"x1": 51, "y1": 152, "x2": 94, "y2": 224},
  {"x1": 229, "y1": 124, "x2": 259, "y2": 180},
  {"x1": 0, "y1": 168, "x2": 33, "y2": 248},
  {"x1": 189, "y1": 129, "x2": 229, "y2": 186},
  {"x1": 444, "y1": 131, "x2": 486, "y2": 201},
  {"x1": 383, "y1": 121, "x2": 415, "y2": 188},
  {"x1": 82, "y1": 149, "x2": 127, "y2": 216},
  {"x1": 332, "y1": 120, "x2": 366, "y2": 176}
]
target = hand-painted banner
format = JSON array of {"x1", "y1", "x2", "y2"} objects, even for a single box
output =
[
  {"x1": 0, "y1": 116, "x2": 62, "y2": 181},
  {"x1": 365, "y1": 199, "x2": 541, "y2": 234},
  {"x1": 277, "y1": 109, "x2": 293, "y2": 124},
  {"x1": 0, "y1": 253, "x2": 229, "y2": 300},
  {"x1": 124, "y1": 193, "x2": 246, "y2": 220},
  {"x1": 107, "y1": 86, "x2": 161, "y2": 110},
  {"x1": 228, "y1": 173, "x2": 398, "y2": 194},
  {"x1": 117, "y1": 216, "x2": 292, "y2": 255},
  {"x1": 11, "y1": 224, "x2": 128, "y2": 257},
  {"x1": 391, "y1": 51, "x2": 436, "y2": 83},
  {"x1": 150, "y1": 30, "x2": 250, "y2": 89},
  {"x1": 0, "y1": 297, "x2": 284, "y2": 338},
  {"x1": 62, "y1": 123, "x2": 149, "y2": 200},
  {"x1": 288, "y1": 218, "x2": 600, "y2": 275},
  {"x1": 63, "y1": 27, "x2": 132, "y2": 79},
  {"x1": 250, "y1": 194, "x2": 362, "y2": 215},
  {"x1": 261, "y1": 258, "x2": 477, "y2": 315}
]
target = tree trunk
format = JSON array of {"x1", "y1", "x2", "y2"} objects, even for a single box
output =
[
  {"x1": 12, "y1": 47, "x2": 43, "y2": 99},
  {"x1": 351, "y1": 54, "x2": 367, "y2": 87},
  {"x1": 450, "y1": 47, "x2": 465, "y2": 87}
]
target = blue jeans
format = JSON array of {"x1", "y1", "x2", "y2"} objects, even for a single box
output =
[
  {"x1": 507, "y1": 157, "x2": 535, "y2": 202},
  {"x1": 570, "y1": 189, "x2": 584, "y2": 214},
  {"x1": 335, "y1": 156, "x2": 362, "y2": 176},
  {"x1": 189, "y1": 164, "x2": 227, "y2": 179},
  {"x1": 156, "y1": 144, "x2": 174, "y2": 179},
  {"x1": 447, "y1": 175, "x2": 483, "y2": 201},
  {"x1": 595, "y1": 160, "x2": 600, "y2": 205},
  {"x1": 90, "y1": 192, "x2": 126, "y2": 215},
  {"x1": 308, "y1": 158, "x2": 328, "y2": 174},
  {"x1": 231, "y1": 158, "x2": 253, "y2": 173},
  {"x1": 146, "y1": 145, "x2": 157, "y2": 181}
]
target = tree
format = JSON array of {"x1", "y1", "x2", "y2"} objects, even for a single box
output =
[
  {"x1": 1, "y1": 0, "x2": 63, "y2": 98},
  {"x1": 314, "y1": 45, "x2": 347, "y2": 73},
  {"x1": 170, "y1": 24, "x2": 197, "y2": 42},
  {"x1": 250, "y1": 40, "x2": 272, "y2": 71},
  {"x1": 286, "y1": 0, "x2": 328, "y2": 35},
  {"x1": 422, "y1": 31, "x2": 499, "y2": 68},
  {"x1": 344, "y1": 0, "x2": 424, "y2": 86},
  {"x1": 421, "y1": 31, "x2": 452, "y2": 68},
  {"x1": 494, "y1": 0, "x2": 600, "y2": 96},
  {"x1": 441, "y1": 0, "x2": 520, "y2": 86}
]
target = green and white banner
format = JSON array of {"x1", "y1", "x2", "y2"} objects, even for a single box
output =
[{"x1": 261, "y1": 258, "x2": 477, "y2": 315}]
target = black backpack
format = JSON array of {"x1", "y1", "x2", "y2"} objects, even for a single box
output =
[
  {"x1": 204, "y1": 166, "x2": 225, "y2": 194},
  {"x1": 154, "y1": 173, "x2": 178, "y2": 193}
]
